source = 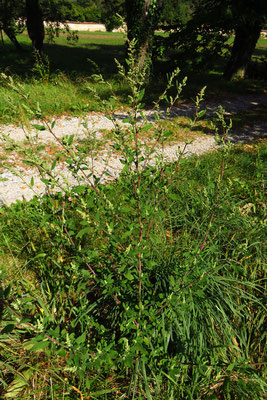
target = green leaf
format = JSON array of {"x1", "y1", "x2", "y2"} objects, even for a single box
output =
[
  {"x1": 122, "y1": 230, "x2": 132, "y2": 239},
  {"x1": 33, "y1": 253, "x2": 47, "y2": 259},
  {"x1": 141, "y1": 123, "x2": 153, "y2": 132},
  {"x1": 90, "y1": 388, "x2": 119, "y2": 396},
  {"x1": 81, "y1": 269, "x2": 90, "y2": 278},
  {"x1": 163, "y1": 131, "x2": 173, "y2": 138},
  {"x1": 40, "y1": 178, "x2": 50, "y2": 185},
  {"x1": 32, "y1": 124, "x2": 46, "y2": 131},
  {"x1": 37, "y1": 145, "x2": 45, "y2": 151},
  {"x1": 57, "y1": 348, "x2": 67, "y2": 358},
  {"x1": 76, "y1": 331, "x2": 87, "y2": 345},
  {"x1": 121, "y1": 164, "x2": 130, "y2": 174},
  {"x1": 68, "y1": 134, "x2": 74, "y2": 146},
  {"x1": 122, "y1": 118, "x2": 131, "y2": 123},
  {"x1": 197, "y1": 109, "x2": 207, "y2": 119},
  {"x1": 30, "y1": 341, "x2": 50, "y2": 351},
  {"x1": 169, "y1": 193, "x2": 179, "y2": 201},
  {"x1": 76, "y1": 227, "x2": 92, "y2": 239},
  {"x1": 72, "y1": 185, "x2": 87, "y2": 194},
  {"x1": 125, "y1": 271, "x2": 134, "y2": 281},
  {"x1": 138, "y1": 88, "x2": 145, "y2": 101},
  {"x1": 51, "y1": 159, "x2": 57, "y2": 170}
]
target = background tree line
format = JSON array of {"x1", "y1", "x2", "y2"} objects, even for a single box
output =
[{"x1": 0, "y1": 0, "x2": 266, "y2": 80}]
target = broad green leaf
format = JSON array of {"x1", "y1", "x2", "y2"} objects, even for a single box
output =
[
  {"x1": 163, "y1": 131, "x2": 173, "y2": 138},
  {"x1": 32, "y1": 124, "x2": 46, "y2": 131},
  {"x1": 30, "y1": 340, "x2": 50, "y2": 351},
  {"x1": 169, "y1": 193, "x2": 179, "y2": 201},
  {"x1": 72, "y1": 185, "x2": 87, "y2": 194},
  {"x1": 122, "y1": 230, "x2": 132, "y2": 239},
  {"x1": 125, "y1": 271, "x2": 134, "y2": 281},
  {"x1": 76, "y1": 331, "x2": 87, "y2": 345},
  {"x1": 76, "y1": 227, "x2": 92, "y2": 239}
]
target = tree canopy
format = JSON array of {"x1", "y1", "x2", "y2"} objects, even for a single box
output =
[
  {"x1": 158, "y1": 0, "x2": 266, "y2": 79},
  {"x1": 0, "y1": 0, "x2": 265, "y2": 80}
]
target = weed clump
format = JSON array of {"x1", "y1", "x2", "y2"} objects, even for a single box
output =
[{"x1": 0, "y1": 41, "x2": 266, "y2": 399}]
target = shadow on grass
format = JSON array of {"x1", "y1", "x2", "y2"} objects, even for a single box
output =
[
  {"x1": 0, "y1": 40, "x2": 125, "y2": 80},
  {"x1": 45, "y1": 42, "x2": 125, "y2": 78},
  {"x1": 253, "y1": 48, "x2": 267, "y2": 57}
]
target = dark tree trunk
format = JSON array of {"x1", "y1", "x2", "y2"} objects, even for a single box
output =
[
  {"x1": 26, "y1": 0, "x2": 45, "y2": 54},
  {"x1": 126, "y1": 0, "x2": 152, "y2": 45},
  {"x1": 4, "y1": 28, "x2": 24, "y2": 51},
  {"x1": 224, "y1": 22, "x2": 262, "y2": 80},
  {"x1": 125, "y1": 0, "x2": 162, "y2": 68}
]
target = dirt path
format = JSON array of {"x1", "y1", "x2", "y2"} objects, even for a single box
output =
[{"x1": 0, "y1": 93, "x2": 266, "y2": 206}]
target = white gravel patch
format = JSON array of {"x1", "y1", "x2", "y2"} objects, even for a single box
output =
[
  {"x1": 0, "y1": 114, "x2": 115, "y2": 143},
  {"x1": 0, "y1": 93, "x2": 266, "y2": 207},
  {"x1": 0, "y1": 116, "x2": 217, "y2": 205},
  {"x1": 0, "y1": 134, "x2": 218, "y2": 206}
]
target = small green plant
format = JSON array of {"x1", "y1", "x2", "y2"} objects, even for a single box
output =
[
  {"x1": 32, "y1": 50, "x2": 50, "y2": 83},
  {"x1": 0, "y1": 40, "x2": 265, "y2": 399}
]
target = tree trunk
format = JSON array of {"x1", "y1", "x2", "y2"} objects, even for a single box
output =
[
  {"x1": 125, "y1": 0, "x2": 162, "y2": 68},
  {"x1": 4, "y1": 28, "x2": 24, "y2": 51},
  {"x1": 26, "y1": 0, "x2": 45, "y2": 55},
  {"x1": 224, "y1": 22, "x2": 262, "y2": 80}
]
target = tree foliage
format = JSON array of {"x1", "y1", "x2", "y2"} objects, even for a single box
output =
[
  {"x1": 1, "y1": 0, "x2": 266, "y2": 80},
  {"x1": 0, "y1": 0, "x2": 25, "y2": 50},
  {"x1": 222, "y1": 0, "x2": 267, "y2": 79},
  {"x1": 159, "y1": 0, "x2": 267, "y2": 79},
  {"x1": 99, "y1": 0, "x2": 125, "y2": 31},
  {"x1": 160, "y1": 0, "x2": 196, "y2": 26},
  {"x1": 0, "y1": 0, "x2": 83, "y2": 52}
]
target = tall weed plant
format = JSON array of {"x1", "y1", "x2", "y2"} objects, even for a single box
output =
[{"x1": 0, "y1": 41, "x2": 265, "y2": 399}]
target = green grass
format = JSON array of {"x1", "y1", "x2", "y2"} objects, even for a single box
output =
[
  {"x1": 0, "y1": 32, "x2": 266, "y2": 125},
  {"x1": 0, "y1": 31, "x2": 127, "y2": 124},
  {"x1": 0, "y1": 141, "x2": 266, "y2": 399},
  {"x1": 0, "y1": 28, "x2": 266, "y2": 400}
]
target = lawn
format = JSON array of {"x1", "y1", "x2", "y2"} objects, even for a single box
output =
[{"x1": 0, "y1": 31, "x2": 127, "y2": 124}]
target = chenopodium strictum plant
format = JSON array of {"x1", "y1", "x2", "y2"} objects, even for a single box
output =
[{"x1": 0, "y1": 39, "x2": 239, "y2": 399}]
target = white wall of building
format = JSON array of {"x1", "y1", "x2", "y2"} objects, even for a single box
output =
[{"x1": 44, "y1": 21, "x2": 107, "y2": 32}]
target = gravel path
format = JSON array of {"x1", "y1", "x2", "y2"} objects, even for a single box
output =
[{"x1": 0, "y1": 93, "x2": 266, "y2": 206}]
